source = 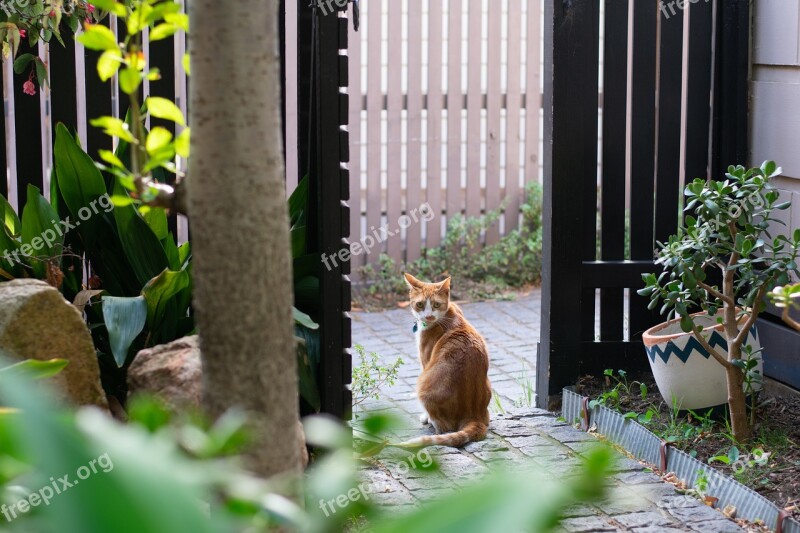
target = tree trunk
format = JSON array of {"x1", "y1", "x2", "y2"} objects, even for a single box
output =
[
  {"x1": 726, "y1": 366, "x2": 750, "y2": 442},
  {"x1": 188, "y1": 1, "x2": 300, "y2": 476}
]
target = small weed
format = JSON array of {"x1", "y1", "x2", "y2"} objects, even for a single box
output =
[{"x1": 351, "y1": 344, "x2": 404, "y2": 409}]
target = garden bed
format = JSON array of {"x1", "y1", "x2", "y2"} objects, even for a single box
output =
[{"x1": 573, "y1": 372, "x2": 800, "y2": 527}]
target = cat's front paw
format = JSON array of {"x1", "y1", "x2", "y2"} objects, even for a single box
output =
[{"x1": 419, "y1": 412, "x2": 429, "y2": 425}]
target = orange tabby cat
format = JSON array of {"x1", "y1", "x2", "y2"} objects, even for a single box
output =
[{"x1": 400, "y1": 273, "x2": 492, "y2": 447}]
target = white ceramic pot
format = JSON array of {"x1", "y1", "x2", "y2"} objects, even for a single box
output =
[{"x1": 642, "y1": 310, "x2": 763, "y2": 410}]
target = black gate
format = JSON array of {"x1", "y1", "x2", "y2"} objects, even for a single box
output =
[
  {"x1": 537, "y1": 0, "x2": 750, "y2": 408},
  {"x1": 293, "y1": 1, "x2": 353, "y2": 419}
]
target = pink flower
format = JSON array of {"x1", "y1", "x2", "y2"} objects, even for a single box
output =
[
  {"x1": 49, "y1": 10, "x2": 55, "y2": 17},
  {"x1": 19, "y1": 28, "x2": 26, "y2": 38},
  {"x1": 86, "y1": 3, "x2": 96, "y2": 13},
  {"x1": 84, "y1": 17, "x2": 91, "y2": 25},
  {"x1": 23, "y1": 80, "x2": 36, "y2": 96}
]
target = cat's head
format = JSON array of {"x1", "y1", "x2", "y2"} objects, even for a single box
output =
[{"x1": 403, "y1": 273, "x2": 451, "y2": 327}]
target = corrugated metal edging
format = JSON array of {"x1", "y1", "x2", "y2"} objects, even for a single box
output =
[{"x1": 562, "y1": 388, "x2": 800, "y2": 533}]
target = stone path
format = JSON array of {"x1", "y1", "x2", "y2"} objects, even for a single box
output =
[{"x1": 352, "y1": 290, "x2": 745, "y2": 532}]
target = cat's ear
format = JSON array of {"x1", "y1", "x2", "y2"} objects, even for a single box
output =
[
  {"x1": 404, "y1": 272, "x2": 424, "y2": 289},
  {"x1": 437, "y1": 277, "x2": 451, "y2": 293}
]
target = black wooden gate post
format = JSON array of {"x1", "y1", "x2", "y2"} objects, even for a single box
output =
[
  {"x1": 296, "y1": 2, "x2": 352, "y2": 419},
  {"x1": 537, "y1": 0, "x2": 599, "y2": 409}
]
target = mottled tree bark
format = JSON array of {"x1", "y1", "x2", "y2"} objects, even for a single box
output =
[{"x1": 188, "y1": 1, "x2": 300, "y2": 475}]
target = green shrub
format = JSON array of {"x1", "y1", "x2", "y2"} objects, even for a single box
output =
[{"x1": 357, "y1": 182, "x2": 543, "y2": 303}]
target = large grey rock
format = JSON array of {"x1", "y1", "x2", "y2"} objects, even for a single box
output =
[
  {"x1": 129, "y1": 336, "x2": 309, "y2": 467},
  {"x1": 0, "y1": 279, "x2": 107, "y2": 408},
  {"x1": 128, "y1": 335, "x2": 202, "y2": 410}
]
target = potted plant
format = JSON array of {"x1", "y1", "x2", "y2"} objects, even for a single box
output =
[{"x1": 639, "y1": 162, "x2": 800, "y2": 442}]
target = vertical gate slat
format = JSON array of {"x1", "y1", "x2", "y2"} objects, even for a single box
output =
[
  {"x1": 365, "y1": 0, "x2": 382, "y2": 258},
  {"x1": 0, "y1": 60, "x2": 7, "y2": 200},
  {"x1": 426, "y1": 0, "x2": 443, "y2": 249},
  {"x1": 504, "y1": 0, "x2": 522, "y2": 232},
  {"x1": 406, "y1": 0, "x2": 423, "y2": 262},
  {"x1": 385, "y1": 0, "x2": 402, "y2": 260},
  {"x1": 13, "y1": 42, "x2": 44, "y2": 205},
  {"x1": 524, "y1": 0, "x2": 541, "y2": 184},
  {"x1": 628, "y1": 1, "x2": 659, "y2": 341},
  {"x1": 684, "y1": 0, "x2": 713, "y2": 182},
  {"x1": 347, "y1": 0, "x2": 362, "y2": 273},
  {"x1": 465, "y1": 0, "x2": 482, "y2": 219},
  {"x1": 3, "y1": 61, "x2": 17, "y2": 208},
  {"x1": 484, "y1": 0, "x2": 502, "y2": 244},
  {"x1": 654, "y1": 5, "x2": 685, "y2": 244},
  {"x1": 600, "y1": 0, "x2": 629, "y2": 341},
  {"x1": 286, "y1": 0, "x2": 299, "y2": 195},
  {"x1": 446, "y1": 0, "x2": 462, "y2": 223},
  {"x1": 539, "y1": 0, "x2": 600, "y2": 405},
  {"x1": 83, "y1": 22, "x2": 113, "y2": 161}
]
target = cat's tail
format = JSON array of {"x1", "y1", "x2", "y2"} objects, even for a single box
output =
[{"x1": 393, "y1": 420, "x2": 487, "y2": 449}]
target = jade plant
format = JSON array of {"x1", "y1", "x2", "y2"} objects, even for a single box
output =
[{"x1": 639, "y1": 162, "x2": 800, "y2": 442}]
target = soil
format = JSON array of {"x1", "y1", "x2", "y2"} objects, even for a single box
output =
[{"x1": 576, "y1": 372, "x2": 800, "y2": 523}]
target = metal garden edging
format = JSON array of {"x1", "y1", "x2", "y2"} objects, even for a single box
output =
[{"x1": 562, "y1": 388, "x2": 800, "y2": 533}]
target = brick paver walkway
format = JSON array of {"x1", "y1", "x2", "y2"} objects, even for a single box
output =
[{"x1": 352, "y1": 289, "x2": 744, "y2": 532}]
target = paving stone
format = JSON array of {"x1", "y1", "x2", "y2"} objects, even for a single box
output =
[
  {"x1": 613, "y1": 470, "x2": 664, "y2": 485},
  {"x1": 657, "y1": 496, "x2": 726, "y2": 523},
  {"x1": 462, "y1": 437, "x2": 509, "y2": 453},
  {"x1": 409, "y1": 487, "x2": 457, "y2": 502},
  {"x1": 612, "y1": 511, "x2": 675, "y2": 529},
  {"x1": 540, "y1": 425, "x2": 598, "y2": 443},
  {"x1": 473, "y1": 449, "x2": 522, "y2": 463},
  {"x1": 560, "y1": 515, "x2": 617, "y2": 532},
  {"x1": 561, "y1": 504, "x2": 598, "y2": 518},
  {"x1": 609, "y1": 457, "x2": 647, "y2": 473},
  {"x1": 686, "y1": 519, "x2": 743, "y2": 532},
  {"x1": 396, "y1": 473, "x2": 453, "y2": 491},
  {"x1": 635, "y1": 482, "x2": 680, "y2": 502},
  {"x1": 632, "y1": 527, "x2": 691, "y2": 533},
  {"x1": 519, "y1": 446, "x2": 570, "y2": 458},
  {"x1": 489, "y1": 419, "x2": 541, "y2": 437},
  {"x1": 504, "y1": 434, "x2": 552, "y2": 448}
]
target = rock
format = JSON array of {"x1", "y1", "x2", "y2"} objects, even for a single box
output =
[
  {"x1": 0, "y1": 279, "x2": 107, "y2": 408},
  {"x1": 128, "y1": 335, "x2": 202, "y2": 411},
  {"x1": 129, "y1": 335, "x2": 309, "y2": 468}
]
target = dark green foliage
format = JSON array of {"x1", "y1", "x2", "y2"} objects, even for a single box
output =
[{"x1": 358, "y1": 183, "x2": 543, "y2": 302}]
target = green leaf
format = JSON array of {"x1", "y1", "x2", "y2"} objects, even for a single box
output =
[
  {"x1": 293, "y1": 307, "x2": 319, "y2": 329},
  {"x1": 0, "y1": 194, "x2": 21, "y2": 236},
  {"x1": 150, "y1": 23, "x2": 177, "y2": 41},
  {"x1": 182, "y1": 52, "x2": 190, "y2": 75},
  {"x1": 96, "y1": 50, "x2": 122, "y2": 81},
  {"x1": 20, "y1": 185, "x2": 63, "y2": 278},
  {"x1": 174, "y1": 127, "x2": 190, "y2": 158},
  {"x1": 12, "y1": 53, "x2": 36, "y2": 74},
  {"x1": 146, "y1": 97, "x2": 185, "y2": 126},
  {"x1": 0, "y1": 359, "x2": 68, "y2": 380},
  {"x1": 35, "y1": 59, "x2": 48, "y2": 87},
  {"x1": 77, "y1": 24, "x2": 119, "y2": 51},
  {"x1": 102, "y1": 295, "x2": 147, "y2": 367},
  {"x1": 142, "y1": 207, "x2": 168, "y2": 241},
  {"x1": 98, "y1": 149, "x2": 126, "y2": 169},
  {"x1": 141, "y1": 269, "x2": 189, "y2": 329},
  {"x1": 146, "y1": 127, "x2": 173, "y2": 154},
  {"x1": 85, "y1": 0, "x2": 128, "y2": 16},
  {"x1": 119, "y1": 66, "x2": 141, "y2": 95},
  {"x1": 90, "y1": 116, "x2": 136, "y2": 144},
  {"x1": 679, "y1": 315, "x2": 694, "y2": 333},
  {"x1": 111, "y1": 179, "x2": 169, "y2": 287}
]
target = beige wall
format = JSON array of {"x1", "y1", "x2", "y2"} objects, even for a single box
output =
[{"x1": 750, "y1": 0, "x2": 800, "y2": 234}]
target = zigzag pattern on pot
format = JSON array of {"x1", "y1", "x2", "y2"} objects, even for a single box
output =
[{"x1": 646, "y1": 328, "x2": 759, "y2": 364}]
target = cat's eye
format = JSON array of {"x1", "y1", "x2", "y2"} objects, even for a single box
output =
[
  {"x1": 416, "y1": 302, "x2": 425, "y2": 309},
  {"x1": 433, "y1": 302, "x2": 441, "y2": 308}
]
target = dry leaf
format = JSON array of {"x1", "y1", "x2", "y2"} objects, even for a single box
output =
[
  {"x1": 703, "y1": 496, "x2": 718, "y2": 507},
  {"x1": 722, "y1": 504, "x2": 736, "y2": 518},
  {"x1": 397, "y1": 301, "x2": 410, "y2": 308},
  {"x1": 73, "y1": 289, "x2": 104, "y2": 314}
]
